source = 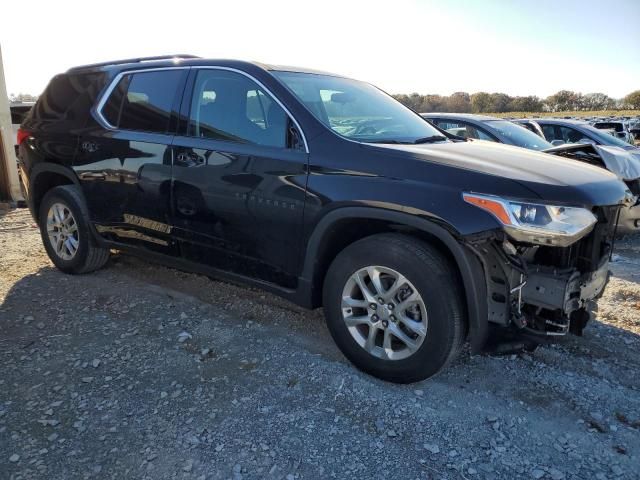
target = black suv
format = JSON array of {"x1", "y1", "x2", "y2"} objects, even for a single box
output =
[{"x1": 18, "y1": 55, "x2": 628, "y2": 382}]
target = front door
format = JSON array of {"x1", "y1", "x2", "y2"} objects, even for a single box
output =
[
  {"x1": 170, "y1": 68, "x2": 308, "y2": 288},
  {"x1": 74, "y1": 69, "x2": 187, "y2": 254}
]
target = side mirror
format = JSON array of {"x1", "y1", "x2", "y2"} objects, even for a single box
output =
[{"x1": 551, "y1": 139, "x2": 565, "y2": 146}]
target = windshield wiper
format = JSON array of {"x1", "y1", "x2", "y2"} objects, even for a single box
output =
[
  {"x1": 366, "y1": 139, "x2": 408, "y2": 144},
  {"x1": 412, "y1": 135, "x2": 448, "y2": 144}
]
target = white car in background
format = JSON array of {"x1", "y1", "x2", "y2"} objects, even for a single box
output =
[
  {"x1": 10, "y1": 102, "x2": 34, "y2": 154},
  {"x1": 592, "y1": 120, "x2": 635, "y2": 145}
]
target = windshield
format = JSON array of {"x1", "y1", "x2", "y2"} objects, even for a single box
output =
[
  {"x1": 584, "y1": 125, "x2": 634, "y2": 148},
  {"x1": 273, "y1": 71, "x2": 445, "y2": 144},
  {"x1": 485, "y1": 120, "x2": 553, "y2": 151}
]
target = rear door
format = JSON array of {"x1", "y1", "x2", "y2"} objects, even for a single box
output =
[
  {"x1": 170, "y1": 68, "x2": 308, "y2": 288},
  {"x1": 74, "y1": 68, "x2": 188, "y2": 254}
]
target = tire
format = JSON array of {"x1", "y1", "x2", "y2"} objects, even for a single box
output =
[
  {"x1": 323, "y1": 233, "x2": 466, "y2": 383},
  {"x1": 38, "y1": 185, "x2": 110, "y2": 274}
]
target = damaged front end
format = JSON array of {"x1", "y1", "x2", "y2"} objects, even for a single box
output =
[{"x1": 464, "y1": 195, "x2": 621, "y2": 339}]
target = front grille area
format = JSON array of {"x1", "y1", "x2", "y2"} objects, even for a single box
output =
[{"x1": 532, "y1": 205, "x2": 619, "y2": 273}]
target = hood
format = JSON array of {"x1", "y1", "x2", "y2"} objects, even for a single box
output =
[
  {"x1": 592, "y1": 145, "x2": 640, "y2": 181},
  {"x1": 372, "y1": 140, "x2": 628, "y2": 207},
  {"x1": 545, "y1": 143, "x2": 640, "y2": 181}
]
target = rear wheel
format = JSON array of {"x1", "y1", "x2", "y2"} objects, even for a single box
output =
[
  {"x1": 38, "y1": 185, "x2": 110, "y2": 274},
  {"x1": 323, "y1": 233, "x2": 465, "y2": 383}
]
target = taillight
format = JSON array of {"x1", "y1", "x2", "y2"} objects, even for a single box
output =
[{"x1": 17, "y1": 128, "x2": 31, "y2": 146}]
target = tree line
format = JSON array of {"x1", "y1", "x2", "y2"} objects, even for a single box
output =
[{"x1": 393, "y1": 90, "x2": 640, "y2": 113}]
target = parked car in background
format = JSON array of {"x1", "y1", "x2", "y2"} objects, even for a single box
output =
[
  {"x1": 629, "y1": 119, "x2": 640, "y2": 140},
  {"x1": 531, "y1": 118, "x2": 639, "y2": 151},
  {"x1": 17, "y1": 55, "x2": 629, "y2": 382},
  {"x1": 10, "y1": 102, "x2": 35, "y2": 155},
  {"x1": 421, "y1": 113, "x2": 552, "y2": 150},
  {"x1": 591, "y1": 121, "x2": 635, "y2": 145}
]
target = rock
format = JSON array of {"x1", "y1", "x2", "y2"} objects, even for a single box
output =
[
  {"x1": 9, "y1": 454, "x2": 20, "y2": 463},
  {"x1": 180, "y1": 312, "x2": 189, "y2": 320},
  {"x1": 423, "y1": 443, "x2": 440, "y2": 454},
  {"x1": 92, "y1": 359, "x2": 101, "y2": 368},
  {"x1": 414, "y1": 389, "x2": 424, "y2": 397},
  {"x1": 177, "y1": 332, "x2": 192, "y2": 343},
  {"x1": 47, "y1": 433, "x2": 59, "y2": 442},
  {"x1": 81, "y1": 377, "x2": 94, "y2": 383},
  {"x1": 386, "y1": 429, "x2": 398, "y2": 438},
  {"x1": 448, "y1": 449, "x2": 459, "y2": 457},
  {"x1": 36, "y1": 322, "x2": 45, "y2": 329},
  {"x1": 374, "y1": 419, "x2": 385, "y2": 432},
  {"x1": 183, "y1": 459, "x2": 193, "y2": 472},
  {"x1": 160, "y1": 391, "x2": 168, "y2": 399},
  {"x1": 549, "y1": 469, "x2": 565, "y2": 480},
  {"x1": 531, "y1": 469, "x2": 545, "y2": 479}
]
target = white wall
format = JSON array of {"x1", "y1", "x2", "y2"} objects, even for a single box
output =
[{"x1": 0, "y1": 43, "x2": 23, "y2": 201}]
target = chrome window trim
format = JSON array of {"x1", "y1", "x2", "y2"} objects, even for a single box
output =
[{"x1": 94, "y1": 65, "x2": 309, "y2": 154}]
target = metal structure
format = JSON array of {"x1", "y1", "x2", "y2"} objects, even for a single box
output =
[{"x1": 0, "y1": 43, "x2": 22, "y2": 202}]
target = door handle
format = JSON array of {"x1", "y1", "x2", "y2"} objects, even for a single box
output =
[{"x1": 79, "y1": 172, "x2": 106, "y2": 180}]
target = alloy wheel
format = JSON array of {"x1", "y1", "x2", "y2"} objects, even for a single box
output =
[
  {"x1": 341, "y1": 266, "x2": 428, "y2": 360},
  {"x1": 46, "y1": 202, "x2": 79, "y2": 261}
]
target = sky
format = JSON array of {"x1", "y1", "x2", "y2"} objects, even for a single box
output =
[{"x1": 1, "y1": 0, "x2": 639, "y2": 99}]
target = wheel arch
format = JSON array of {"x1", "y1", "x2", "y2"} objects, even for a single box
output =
[
  {"x1": 300, "y1": 207, "x2": 488, "y2": 353},
  {"x1": 29, "y1": 164, "x2": 81, "y2": 223}
]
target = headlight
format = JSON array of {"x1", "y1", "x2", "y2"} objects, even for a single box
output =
[{"x1": 463, "y1": 193, "x2": 597, "y2": 247}]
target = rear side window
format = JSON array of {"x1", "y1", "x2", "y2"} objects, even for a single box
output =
[
  {"x1": 101, "y1": 70, "x2": 183, "y2": 133},
  {"x1": 32, "y1": 72, "x2": 105, "y2": 127}
]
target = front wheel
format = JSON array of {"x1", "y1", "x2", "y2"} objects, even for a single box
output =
[
  {"x1": 323, "y1": 233, "x2": 466, "y2": 383},
  {"x1": 38, "y1": 185, "x2": 110, "y2": 274}
]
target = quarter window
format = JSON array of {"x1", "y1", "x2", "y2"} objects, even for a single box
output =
[
  {"x1": 188, "y1": 70, "x2": 288, "y2": 148},
  {"x1": 101, "y1": 70, "x2": 183, "y2": 133}
]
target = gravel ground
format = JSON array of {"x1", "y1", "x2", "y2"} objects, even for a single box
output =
[{"x1": 1, "y1": 207, "x2": 639, "y2": 480}]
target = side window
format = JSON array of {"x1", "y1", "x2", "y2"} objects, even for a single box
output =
[
  {"x1": 246, "y1": 89, "x2": 274, "y2": 130},
  {"x1": 188, "y1": 70, "x2": 288, "y2": 148},
  {"x1": 433, "y1": 120, "x2": 496, "y2": 141},
  {"x1": 469, "y1": 124, "x2": 496, "y2": 141},
  {"x1": 432, "y1": 120, "x2": 467, "y2": 137},
  {"x1": 559, "y1": 126, "x2": 586, "y2": 144},
  {"x1": 542, "y1": 124, "x2": 557, "y2": 141},
  {"x1": 101, "y1": 70, "x2": 183, "y2": 133}
]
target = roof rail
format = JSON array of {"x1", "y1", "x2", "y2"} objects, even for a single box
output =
[{"x1": 67, "y1": 54, "x2": 200, "y2": 72}]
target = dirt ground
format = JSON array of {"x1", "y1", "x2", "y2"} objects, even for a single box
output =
[{"x1": 1, "y1": 207, "x2": 639, "y2": 480}]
